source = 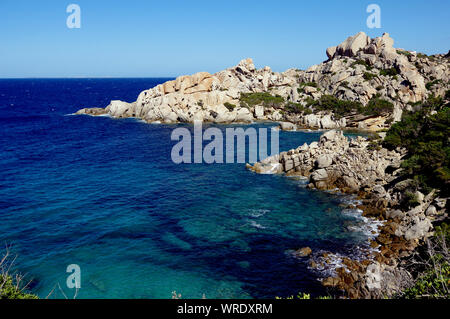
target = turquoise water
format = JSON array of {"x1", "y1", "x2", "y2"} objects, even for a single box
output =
[{"x1": 0, "y1": 79, "x2": 370, "y2": 299}]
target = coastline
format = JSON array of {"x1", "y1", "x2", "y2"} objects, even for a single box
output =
[{"x1": 68, "y1": 31, "x2": 449, "y2": 299}]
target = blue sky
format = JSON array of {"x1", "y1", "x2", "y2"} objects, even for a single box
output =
[{"x1": 0, "y1": 0, "x2": 449, "y2": 78}]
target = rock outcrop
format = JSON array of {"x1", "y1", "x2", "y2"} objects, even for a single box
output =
[
  {"x1": 248, "y1": 130, "x2": 448, "y2": 298},
  {"x1": 77, "y1": 58, "x2": 297, "y2": 124},
  {"x1": 76, "y1": 32, "x2": 449, "y2": 132},
  {"x1": 247, "y1": 130, "x2": 403, "y2": 192}
]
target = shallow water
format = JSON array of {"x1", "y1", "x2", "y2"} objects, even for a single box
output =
[{"x1": 0, "y1": 79, "x2": 371, "y2": 299}]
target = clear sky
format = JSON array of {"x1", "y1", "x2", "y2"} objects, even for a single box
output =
[{"x1": 0, "y1": 0, "x2": 449, "y2": 78}]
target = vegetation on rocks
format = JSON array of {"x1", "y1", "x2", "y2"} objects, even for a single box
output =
[
  {"x1": 300, "y1": 82, "x2": 318, "y2": 88},
  {"x1": 401, "y1": 223, "x2": 450, "y2": 299},
  {"x1": 223, "y1": 102, "x2": 236, "y2": 112},
  {"x1": 0, "y1": 275, "x2": 38, "y2": 299},
  {"x1": 383, "y1": 95, "x2": 450, "y2": 196},
  {"x1": 1, "y1": 249, "x2": 38, "y2": 299},
  {"x1": 426, "y1": 79, "x2": 442, "y2": 90},
  {"x1": 305, "y1": 94, "x2": 394, "y2": 119},
  {"x1": 285, "y1": 102, "x2": 312, "y2": 115},
  {"x1": 350, "y1": 59, "x2": 372, "y2": 70},
  {"x1": 306, "y1": 95, "x2": 362, "y2": 119},
  {"x1": 379, "y1": 67, "x2": 399, "y2": 77},
  {"x1": 364, "y1": 96, "x2": 395, "y2": 116},
  {"x1": 363, "y1": 72, "x2": 377, "y2": 81}
]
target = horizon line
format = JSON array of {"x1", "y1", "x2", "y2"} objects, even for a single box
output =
[{"x1": 0, "y1": 76, "x2": 177, "y2": 80}]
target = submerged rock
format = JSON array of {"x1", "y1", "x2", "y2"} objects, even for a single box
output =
[{"x1": 293, "y1": 247, "x2": 312, "y2": 258}]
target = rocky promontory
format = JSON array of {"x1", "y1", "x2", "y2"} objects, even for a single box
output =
[
  {"x1": 76, "y1": 31, "x2": 449, "y2": 132},
  {"x1": 247, "y1": 130, "x2": 448, "y2": 298}
]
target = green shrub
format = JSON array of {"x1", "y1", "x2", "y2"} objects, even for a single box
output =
[
  {"x1": 404, "y1": 191, "x2": 420, "y2": 208},
  {"x1": 397, "y1": 50, "x2": 412, "y2": 57},
  {"x1": 285, "y1": 103, "x2": 313, "y2": 115},
  {"x1": 417, "y1": 53, "x2": 428, "y2": 59},
  {"x1": 363, "y1": 97, "x2": 394, "y2": 116},
  {"x1": 239, "y1": 92, "x2": 285, "y2": 109},
  {"x1": 402, "y1": 262, "x2": 450, "y2": 299},
  {"x1": 0, "y1": 275, "x2": 38, "y2": 299},
  {"x1": 435, "y1": 223, "x2": 450, "y2": 243},
  {"x1": 299, "y1": 82, "x2": 318, "y2": 88},
  {"x1": 425, "y1": 79, "x2": 442, "y2": 90},
  {"x1": 363, "y1": 72, "x2": 377, "y2": 81},
  {"x1": 223, "y1": 102, "x2": 236, "y2": 112},
  {"x1": 351, "y1": 59, "x2": 372, "y2": 70},
  {"x1": 1, "y1": 250, "x2": 38, "y2": 299},
  {"x1": 341, "y1": 81, "x2": 350, "y2": 89},
  {"x1": 380, "y1": 67, "x2": 399, "y2": 77},
  {"x1": 383, "y1": 99, "x2": 450, "y2": 195},
  {"x1": 304, "y1": 95, "x2": 394, "y2": 119},
  {"x1": 307, "y1": 95, "x2": 364, "y2": 119}
]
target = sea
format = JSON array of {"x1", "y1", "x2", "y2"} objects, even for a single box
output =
[{"x1": 0, "y1": 78, "x2": 377, "y2": 299}]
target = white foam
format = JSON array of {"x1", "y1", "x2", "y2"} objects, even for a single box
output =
[
  {"x1": 306, "y1": 194, "x2": 385, "y2": 279},
  {"x1": 260, "y1": 163, "x2": 281, "y2": 175},
  {"x1": 249, "y1": 220, "x2": 266, "y2": 230},
  {"x1": 249, "y1": 209, "x2": 270, "y2": 218}
]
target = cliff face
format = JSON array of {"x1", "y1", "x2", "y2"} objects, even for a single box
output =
[{"x1": 76, "y1": 31, "x2": 450, "y2": 131}]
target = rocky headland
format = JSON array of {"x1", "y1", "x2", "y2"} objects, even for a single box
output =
[{"x1": 77, "y1": 31, "x2": 449, "y2": 132}]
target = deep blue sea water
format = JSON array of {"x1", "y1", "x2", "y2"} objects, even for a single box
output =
[{"x1": 0, "y1": 79, "x2": 371, "y2": 299}]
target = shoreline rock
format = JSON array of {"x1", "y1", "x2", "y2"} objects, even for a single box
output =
[{"x1": 248, "y1": 129, "x2": 448, "y2": 298}]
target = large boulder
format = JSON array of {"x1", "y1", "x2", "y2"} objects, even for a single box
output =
[
  {"x1": 106, "y1": 100, "x2": 137, "y2": 118},
  {"x1": 365, "y1": 32, "x2": 395, "y2": 56},
  {"x1": 326, "y1": 46, "x2": 337, "y2": 59},
  {"x1": 319, "y1": 130, "x2": 345, "y2": 144},
  {"x1": 303, "y1": 114, "x2": 320, "y2": 128},
  {"x1": 403, "y1": 216, "x2": 433, "y2": 241},
  {"x1": 254, "y1": 105, "x2": 265, "y2": 119},
  {"x1": 311, "y1": 169, "x2": 329, "y2": 182},
  {"x1": 320, "y1": 115, "x2": 336, "y2": 129},
  {"x1": 365, "y1": 263, "x2": 382, "y2": 290},
  {"x1": 279, "y1": 122, "x2": 297, "y2": 131},
  {"x1": 235, "y1": 108, "x2": 254, "y2": 123},
  {"x1": 335, "y1": 32, "x2": 371, "y2": 58}
]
